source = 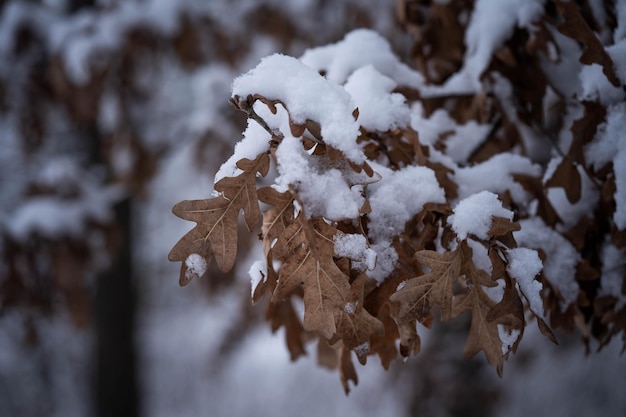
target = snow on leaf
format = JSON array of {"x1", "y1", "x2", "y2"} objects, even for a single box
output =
[
  {"x1": 449, "y1": 191, "x2": 513, "y2": 241},
  {"x1": 506, "y1": 247, "x2": 545, "y2": 319},
  {"x1": 555, "y1": 0, "x2": 621, "y2": 87},
  {"x1": 231, "y1": 53, "x2": 365, "y2": 163}
]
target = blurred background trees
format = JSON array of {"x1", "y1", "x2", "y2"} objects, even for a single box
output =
[{"x1": 0, "y1": 1, "x2": 624, "y2": 417}]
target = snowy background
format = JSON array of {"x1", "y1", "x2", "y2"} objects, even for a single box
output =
[{"x1": 1, "y1": 0, "x2": 625, "y2": 416}]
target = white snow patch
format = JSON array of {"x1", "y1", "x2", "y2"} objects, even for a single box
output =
[
  {"x1": 214, "y1": 117, "x2": 272, "y2": 182},
  {"x1": 344, "y1": 302, "x2": 357, "y2": 315},
  {"x1": 333, "y1": 232, "x2": 377, "y2": 271},
  {"x1": 585, "y1": 102, "x2": 626, "y2": 230},
  {"x1": 367, "y1": 164, "x2": 445, "y2": 281},
  {"x1": 597, "y1": 240, "x2": 626, "y2": 309},
  {"x1": 300, "y1": 28, "x2": 424, "y2": 88},
  {"x1": 185, "y1": 254, "x2": 208, "y2": 282},
  {"x1": 498, "y1": 325, "x2": 521, "y2": 355},
  {"x1": 507, "y1": 247, "x2": 544, "y2": 319},
  {"x1": 449, "y1": 191, "x2": 513, "y2": 240},
  {"x1": 248, "y1": 260, "x2": 268, "y2": 298},
  {"x1": 274, "y1": 137, "x2": 365, "y2": 220},
  {"x1": 455, "y1": 153, "x2": 541, "y2": 203},
  {"x1": 231, "y1": 53, "x2": 364, "y2": 163},
  {"x1": 343, "y1": 65, "x2": 411, "y2": 132},
  {"x1": 515, "y1": 218, "x2": 580, "y2": 311}
]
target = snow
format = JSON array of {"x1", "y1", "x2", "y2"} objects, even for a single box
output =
[
  {"x1": 47, "y1": 0, "x2": 192, "y2": 84},
  {"x1": 498, "y1": 325, "x2": 521, "y2": 355},
  {"x1": 344, "y1": 302, "x2": 357, "y2": 315},
  {"x1": 274, "y1": 134, "x2": 365, "y2": 220},
  {"x1": 6, "y1": 187, "x2": 122, "y2": 241},
  {"x1": 578, "y1": 63, "x2": 625, "y2": 105},
  {"x1": 334, "y1": 232, "x2": 377, "y2": 272},
  {"x1": 343, "y1": 66, "x2": 411, "y2": 132},
  {"x1": 585, "y1": 102, "x2": 626, "y2": 229},
  {"x1": 214, "y1": 117, "x2": 272, "y2": 182},
  {"x1": 185, "y1": 254, "x2": 208, "y2": 282},
  {"x1": 409, "y1": 105, "x2": 491, "y2": 164},
  {"x1": 367, "y1": 164, "x2": 446, "y2": 281},
  {"x1": 423, "y1": 0, "x2": 545, "y2": 95},
  {"x1": 448, "y1": 191, "x2": 513, "y2": 241},
  {"x1": 545, "y1": 162, "x2": 599, "y2": 231},
  {"x1": 616, "y1": 1, "x2": 626, "y2": 41},
  {"x1": 248, "y1": 259, "x2": 268, "y2": 297},
  {"x1": 507, "y1": 247, "x2": 545, "y2": 319},
  {"x1": 514, "y1": 218, "x2": 580, "y2": 311},
  {"x1": 300, "y1": 29, "x2": 424, "y2": 88},
  {"x1": 455, "y1": 153, "x2": 541, "y2": 203},
  {"x1": 231, "y1": 53, "x2": 365, "y2": 163},
  {"x1": 597, "y1": 240, "x2": 626, "y2": 309}
]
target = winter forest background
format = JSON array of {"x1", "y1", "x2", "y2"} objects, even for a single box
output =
[{"x1": 1, "y1": 0, "x2": 626, "y2": 416}]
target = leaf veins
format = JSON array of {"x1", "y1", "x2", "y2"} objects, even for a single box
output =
[{"x1": 168, "y1": 153, "x2": 269, "y2": 284}]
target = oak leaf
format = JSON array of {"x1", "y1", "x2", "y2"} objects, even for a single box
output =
[
  {"x1": 390, "y1": 247, "x2": 463, "y2": 326},
  {"x1": 331, "y1": 273, "x2": 384, "y2": 365},
  {"x1": 453, "y1": 243, "x2": 511, "y2": 375},
  {"x1": 339, "y1": 346, "x2": 358, "y2": 395},
  {"x1": 555, "y1": 0, "x2": 620, "y2": 87},
  {"x1": 168, "y1": 153, "x2": 269, "y2": 284},
  {"x1": 266, "y1": 299, "x2": 307, "y2": 361},
  {"x1": 271, "y1": 218, "x2": 351, "y2": 340}
]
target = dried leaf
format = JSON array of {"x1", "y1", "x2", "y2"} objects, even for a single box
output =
[
  {"x1": 390, "y1": 248, "x2": 463, "y2": 325},
  {"x1": 266, "y1": 299, "x2": 307, "y2": 361},
  {"x1": 331, "y1": 273, "x2": 384, "y2": 364},
  {"x1": 555, "y1": 0, "x2": 620, "y2": 87},
  {"x1": 169, "y1": 153, "x2": 269, "y2": 280},
  {"x1": 339, "y1": 346, "x2": 358, "y2": 395},
  {"x1": 545, "y1": 155, "x2": 582, "y2": 204},
  {"x1": 272, "y1": 219, "x2": 351, "y2": 340},
  {"x1": 453, "y1": 244, "x2": 507, "y2": 374}
]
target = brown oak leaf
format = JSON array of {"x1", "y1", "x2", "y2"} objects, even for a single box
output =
[
  {"x1": 331, "y1": 273, "x2": 384, "y2": 365},
  {"x1": 390, "y1": 247, "x2": 463, "y2": 326},
  {"x1": 453, "y1": 243, "x2": 508, "y2": 375},
  {"x1": 555, "y1": 0, "x2": 620, "y2": 87},
  {"x1": 271, "y1": 218, "x2": 351, "y2": 340},
  {"x1": 168, "y1": 153, "x2": 269, "y2": 284}
]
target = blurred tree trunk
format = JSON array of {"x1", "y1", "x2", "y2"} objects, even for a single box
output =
[{"x1": 94, "y1": 197, "x2": 139, "y2": 417}]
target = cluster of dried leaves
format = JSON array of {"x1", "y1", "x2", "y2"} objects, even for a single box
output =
[
  {"x1": 2, "y1": 0, "x2": 381, "y2": 331},
  {"x1": 169, "y1": 0, "x2": 626, "y2": 392}
]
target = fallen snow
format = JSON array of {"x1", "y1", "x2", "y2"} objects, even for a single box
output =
[
  {"x1": 597, "y1": 240, "x2": 626, "y2": 309},
  {"x1": 333, "y1": 232, "x2": 377, "y2": 272},
  {"x1": 300, "y1": 29, "x2": 424, "y2": 88},
  {"x1": 423, "y1": 0, "x2": 545, "y2": 95},
  {"x1": 343, "y1": 65, "x2": 411, "y2": 132},
  {"x1": 248, "y1": 259, "x2": 268, "y2": 297},
  {"x1": 231, "y1": 53, "x2": 364, "y2": 163},
  {"x1": 585, "y1": 102, "x2": 626, "y2": 230},
  {"x1": 185, "y1": 254, "x2": 208, "y2": 282},
  {"x1": 514, "y1": 218, "x2": 580, "y2": 311},
  {"x1": 449, "y1": 191, "x2": 513, "y2": 240},
  {"x1": 274, "y1": 134, "x2": 365, "y2": 220},
  {"x1": 367, "y1": 164, "x2": 446, "y2": 281},
  {"x1": 507, "y1": 247, "x2": 545, "y2": 319},
  {"x1": 455, "y1": 154, "x2": 541, "y2": 203}
]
